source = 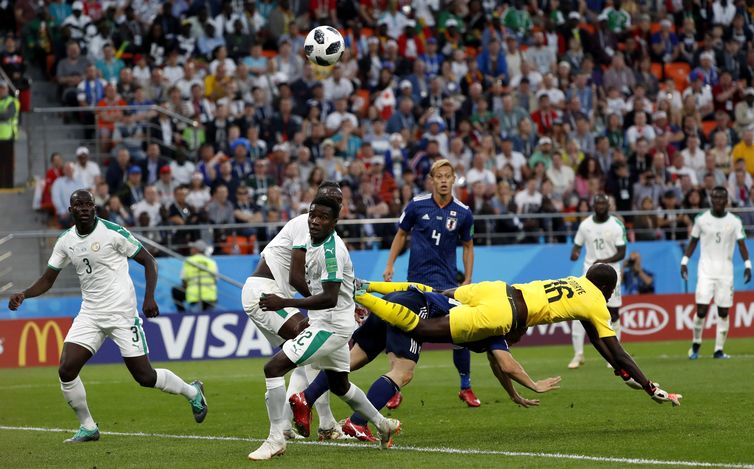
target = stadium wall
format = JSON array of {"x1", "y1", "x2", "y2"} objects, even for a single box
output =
[
  {"x1": 2, "y1": 240, "x2": 752, "y2": 319},
  {"x1": 3, "y1": 293, "x2": 754, "y2": 368}
]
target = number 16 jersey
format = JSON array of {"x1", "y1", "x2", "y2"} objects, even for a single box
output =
[{"x1": 47, "y1": 218, "x2": 143, "y2": 317}]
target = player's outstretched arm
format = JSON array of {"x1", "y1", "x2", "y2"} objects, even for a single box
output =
[
  {"x1": 486, "y1": 351, "x2": 540, "y2": 407},
  {"x1": 383, "y1": 228, "x2": 408, "y2": 281},
  {"x1": 570, "y1": 244, "x2": 582, "y2": 261},
  {"x1": 680, "y1": 237, "x2": 699, "y2": 280},
  {"x1": 461, "y1": 239, "x2": 474, "y2": 285},
  {"x1": 133, "y1": 248, "x2": 160, "y2": 318},
  {"x1": 737, "y1": 239, "x2": 751, "y2": 283},
  {"x1": 583, "y1": 322, "x2": 682, "y2": 406},
  {"x1": 261, "y1": 282, "x2": 340, "y2": 311},
  {"x1": 488, "y1": 349, "x2": 561, "y2": 394},
  {"x1": 8, "y1": 267, "x2": 60, "y2": 310},
  {"x1": 596, "y1": 245, "x2": 627, "y2": 264},
  {"x1": 289, "y1": 248, "x2": 312, "y2": 297}
]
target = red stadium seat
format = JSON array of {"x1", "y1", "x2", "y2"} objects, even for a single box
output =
[
  {"x1": 650, "y1": 62, "x2": 664, "y2": 80},
  {"x1": 665, "y1": 62, "x2": 691, "y2": 90},
  {"x1": 701, "y1": 120, "x2": 717, "y2": 138}
]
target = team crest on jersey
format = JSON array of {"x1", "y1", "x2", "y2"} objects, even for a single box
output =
[
  {"x1": 91, "y1": 242, "x2": 100, "y2": 252},
  {"x1": 446, "y1": 217, "x2": 457, "y2": 231},
  {"x1": 450, "y1": 210, "x2": 457, "y2": 216}
]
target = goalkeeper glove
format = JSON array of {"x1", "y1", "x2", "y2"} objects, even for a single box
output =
[
  {"x1": 614, "y1": 369, "x2": 657, "y2": 390},
  {"x1": 643, "y1": 382, "x2": 682, "y2": 406}
]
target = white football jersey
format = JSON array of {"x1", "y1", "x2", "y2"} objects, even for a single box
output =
[
  {"x1": 304, "y1": 231, "x2": 356, "y2": 336},
  {"x1": 260, "y1": 213, "x2": 309, "y2": 298},
  {"x1": 691, "y1": 211, "x2": 745, "y2": 278},
  {"x1": 574, "y1": 215, "x2": 627, "y2": 275},
  {"x1": 47, "y1": 218, "x2": 142, "y2": 317}
]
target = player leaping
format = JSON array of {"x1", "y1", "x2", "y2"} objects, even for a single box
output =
[
  {"x1": 354, "y1": 264, "x2": 683, "y2": 406},
  {"x1": 681, "y1": 186, "x2": 751, "y2": 360},
  {"x1": 8, "y1": 190, "x2": 207, "y2": 443},
  {"x1": 248, "y1": 196, "x2": 400, "y2": 460}
]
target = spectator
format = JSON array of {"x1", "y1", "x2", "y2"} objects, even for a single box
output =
[
  {"x1": 731, "y1": 126, "x2": 754, "y2": 176},
  {"x1": 95, "y1": 43, "x2": 124, "y2": 83},
  {"x1": 140, "y1": 143, "x2": 170, "y2": 185},
  {"x1": 131, "y1": 185, "x2": 165, "y2": 227},
  {"x1": 515, "y1": 177, "x2": 543, "y2": 243},
  {"x1": 155, "y1": 166, "x2": 178, "y2": 207},
  {"x1": 104, "y1": 195, "x2": 133, "y2": 227},
  {"x1": 51, "y1": 162, "x2": 85, "y2": 227},
  {"x1": 168, "y1": 185, "x2": 203, "y2": 251},
  {"x1": 41, "y1": 153, "x2": 65, "y2": 214},
  {"x1": 623, "y1": 252, "x2": 656, "y2": 294},
  {"x1": 118, "y1": 166, "x2": 145, "y2": 207},
  {"x1": 72, "y1": 146, "x2": 100, "y2": 191}
]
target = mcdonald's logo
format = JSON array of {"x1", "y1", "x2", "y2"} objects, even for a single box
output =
[{"x1": 18, "y1": 321, "x2": 64, "y2": 367}]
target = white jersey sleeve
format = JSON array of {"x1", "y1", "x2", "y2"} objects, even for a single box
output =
[
  {"x1": 48, "y1": 232, "x2": 72, "y2": 271},
  {"x1": 110, "y1": 224, "x2": 143, "y2": 258},
  {"x1": 573, "y1": 222, "x2": 586, "y2": 247}
]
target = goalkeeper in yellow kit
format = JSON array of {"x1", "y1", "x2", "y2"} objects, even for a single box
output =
[{"x1": 355, "y1": 264, "x2": 683, "y2": 407}]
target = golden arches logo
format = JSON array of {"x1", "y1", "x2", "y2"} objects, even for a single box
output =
[{"x1": 18, "y1": 321, "x2": 64, "y2": 367}]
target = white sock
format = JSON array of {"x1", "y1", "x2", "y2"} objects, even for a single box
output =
[
  {"x1": 265, "y1": 377, "x2": 287, "y2": 440},
  {"x1": 611, "y1": 319, "x2": 622, "y2": 342},
  {"x1": 340, "y1": 382, "x2": 385, "y2": 428},
  {"x1": 60, "y1": 376, "x2": 96, "y2": 430},
  {"x1": 715, "y1": 315, "x2": 730, "y2": 352},
  {"x1": 154, "y1": 369, "x2": 198, "y2": 400},
  {"x1": 303, "y1": 366, "x2": 338, "y2": 429},
  {"x1": 693, "y1": 315, "x2": 704, "y2": 344},
  {"x1": 571, "y1": 320, "x2": 585, "y2": 356}
]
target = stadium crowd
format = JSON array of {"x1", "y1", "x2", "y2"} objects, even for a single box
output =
[{"x1": 9, "y1": 0, "x2": 754, "y2": 252}]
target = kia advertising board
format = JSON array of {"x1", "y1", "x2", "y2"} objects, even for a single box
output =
[{"x1": 3, "y1": 293, "x2": 754, "y2": 368}]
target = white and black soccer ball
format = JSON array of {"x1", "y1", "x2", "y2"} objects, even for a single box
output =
[{"x1": 304, "y1": 25, "x2": 345, "y2": 67}]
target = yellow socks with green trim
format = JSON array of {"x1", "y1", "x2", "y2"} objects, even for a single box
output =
[
  {"x1": 366, "y1": 281, "x2": 433, "y2": 295},
  {"x1": 355, "y1": 293, "x2": 420, "y2": 331}
]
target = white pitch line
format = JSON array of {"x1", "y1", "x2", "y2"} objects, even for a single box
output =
[{"x1": 1, "y1": 425, "x2": 752, "y2": 468}]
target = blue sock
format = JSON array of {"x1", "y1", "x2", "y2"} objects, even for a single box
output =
[
  {"x1": 453, "y1": 347, "x2": 471, "y2": 389},
  {"x1": 303, "y1": 371, "x2": 329, "y2": 405},
  {"x1": 350, "y1": 375, "x2": 399, "y2": 426}
]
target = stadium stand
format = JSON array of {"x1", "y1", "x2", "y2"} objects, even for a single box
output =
[{"x1": 6, "y1": 0, "x2": 754, "y2": 256}]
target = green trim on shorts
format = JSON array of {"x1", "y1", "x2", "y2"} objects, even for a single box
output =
[
  {"x1": 135, "y1": 317, "x2": 148, "y2": 355},
  {"x1": 296, "y1": 330, "x2": 333, "y2": 364},
  {"x1": 47, "y1": 263, "x2": 62, "y2": 271},
  {"x1": 275, "y1": 309, "x2": 288, "y2": 319}
]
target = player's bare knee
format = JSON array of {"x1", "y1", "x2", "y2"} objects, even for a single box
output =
[
  {"x1": 696, "y1": 305, "x2": 709, "y2": 318},
  {"x1": 58, "y1": 364, "x2": 78, "y2": 382},
  {"x1": 718, "y1": 308, "x2": 730, "y2": 318},
  {"x1": 134, "y1": 369, "x2": 157, "y2": 387}
]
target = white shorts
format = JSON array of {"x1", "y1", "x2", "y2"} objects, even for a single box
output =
[
  {"x1": 695, "y1": 277, "x2": 734, "y2": 308},
  {"x1": 65, "y1": 314, "x2": 149, "y2": 358},
  {"x1": 282, "y1": 327, "x2": 350, "y2": 373},
  {"x1": 241, "y1": 276, "x2": 301, "y2": 347},
  {"x1": 607, "y1": 280, "x2": 622, "y2": 309}
]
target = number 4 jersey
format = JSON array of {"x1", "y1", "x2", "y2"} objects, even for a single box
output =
[{"x1": 47, "y1": 218, "x2": 143, "y2": 317}]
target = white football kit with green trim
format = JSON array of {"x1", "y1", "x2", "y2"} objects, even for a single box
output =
[
  {"x1": 47, "y1": 218, "x2": 149, "y2": 356},
  {"x1": 691, "y1": 211, "x2": 745, "y2": 308}
]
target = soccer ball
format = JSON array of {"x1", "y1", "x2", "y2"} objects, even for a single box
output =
[{"x1": 304, "y1": 26, "x2": 345, "y2": 67}]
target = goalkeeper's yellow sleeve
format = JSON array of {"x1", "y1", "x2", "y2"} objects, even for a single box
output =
[{"x1": 367, "y1": 281, "x2": 433, "y2": 295}]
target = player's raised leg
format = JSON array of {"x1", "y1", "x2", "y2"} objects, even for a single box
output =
[
  {"x1": 454, "y1": 346, "x2": 481, "y2": 406},
  {"x1": 58, "y1": 342, "x2": 99, "y2": 443}
]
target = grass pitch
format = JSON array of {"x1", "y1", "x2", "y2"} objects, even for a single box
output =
[{"x1": 2, "y1": 339, "x2": 754, "y2": 468}]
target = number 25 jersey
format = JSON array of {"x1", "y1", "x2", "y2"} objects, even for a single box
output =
[{"x1": 47, "y1": 218, "x2": 143, "y2": 317}]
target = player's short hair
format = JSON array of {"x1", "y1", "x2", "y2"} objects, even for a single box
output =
[
  {"x1": 585, "y1": 263, "x2": 618, "y2": 292},
  {"x1": 593, "y1": 193, "x2": 609, "y2": 202},
  {"x1": 318, "y1": 180, "x2": 341, "y2": 191},
  {"x1": 311, "y1": 195, "x2": 341, "y2": 218},
  {"x1": 430, "y1": 159, "x2": 455, "y2": 177},
  {"x1": 712, "y1": 186, "x2": 728, "y2": 196},
  {"x1": 70, "y1": 189, "x2": 94, "y2": 204}
]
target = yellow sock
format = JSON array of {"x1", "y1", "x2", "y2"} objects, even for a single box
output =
[
  {"x1": 367, "y1": 281, "x2": 433, "y2": 295},
  {"x1": 355, "y1": 293, "x2": 420, "y2": 331}
]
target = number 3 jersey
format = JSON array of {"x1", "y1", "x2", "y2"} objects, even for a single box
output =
[
  {"x1": 398, "y1": 194, "x2": 474, "y2": 290},
  {"x1": 304, "y1": 231, "x2": 357, "y2": 336},
  {"x1": 47, "y1": 218, "x2": 143, "y2": 317},
  {"x1": 691, "y1": 211, "x2": 745, "y2": 279},
  {"x1": 573, "y1": 215, "x2": 627, "y2": 275},
  {"x1": 514, "y1": 276, "x2": 615, "y2": 338}
]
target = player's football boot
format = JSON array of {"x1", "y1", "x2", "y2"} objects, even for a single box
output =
[
  {"x1": 288, "y1": 392, "x2": 312, "y2": 437},
  {"x1": 458, "y1": 388, "x2": 481, "y2": 407},
  {"x1": 318, "y1": 425, "x2": 352, "y2": 441},
  {"x1": 283, "y1": 428, "x2": 305, "y2": 440},
  {"x1": 340, "y1": 417, "x2": 377, "y2": 442},
  {"x1": 64, "y1": 425, "x2": 100, "y2": 443},
  {"x1": 354, "y1": 278, "x2": 371, "y2": 297},
  {"x1": 688, "y1": 342, "x2": 701, "y2": 360},
  {"x1": 385, "y1": 391, "x2": 403, "y2": 410},
  {"x1": 376, "y1": 418, "x2": 401, "y2": 449},
  {"x1": 568, "y1": 352, "x2": 585, "y2": 369},
  {"x1": 189, "y1": 380, "x2": 208, "y2": 423},
  {"x1": 248, "y1": 437, "x2": 286, "y2": 460},
  {"x1": 713, "y1": 350, "x2": 731, "y2": 359}
]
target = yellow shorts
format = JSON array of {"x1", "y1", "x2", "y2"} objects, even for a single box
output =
[{"x1": 448, "y1": 282, "x2": 514, "y2": 343}]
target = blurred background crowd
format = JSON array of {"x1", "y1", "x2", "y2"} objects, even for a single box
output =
[{"x1": 7, "y1": 0, "x2": 754, "y2": 253}]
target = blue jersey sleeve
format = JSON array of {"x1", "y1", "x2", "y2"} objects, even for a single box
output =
[
  {"x1": 459, "y1": 209, "x2": 474, "y2": 242},
  {"x1": 398, "y1": 200, "x2": 416, "y2": 232}
]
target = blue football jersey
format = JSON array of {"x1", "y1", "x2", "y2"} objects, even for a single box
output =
[{"x1": 398, "y1": 193, "x2": 474, "y2": 290}]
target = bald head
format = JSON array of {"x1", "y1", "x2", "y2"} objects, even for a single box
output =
[{"x1": 586, "y1": 263, "x2": 618, "y2": 300}]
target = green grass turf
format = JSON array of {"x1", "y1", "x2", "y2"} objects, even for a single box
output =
[{"x1": 2, "y1": 339, "x2": 754, "y2": 468}]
